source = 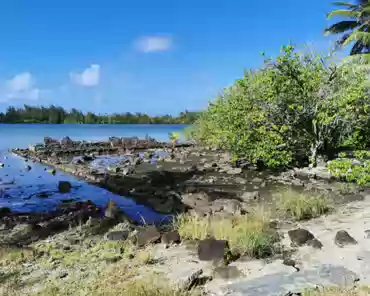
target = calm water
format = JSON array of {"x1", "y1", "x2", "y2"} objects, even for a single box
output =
[{"x1": 0, "y1": 124, "x2": 187, "y2": 224}]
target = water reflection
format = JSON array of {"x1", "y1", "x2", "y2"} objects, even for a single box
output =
[{"x1": 0, "y1": 152, "x2": 171, "y2": 225}]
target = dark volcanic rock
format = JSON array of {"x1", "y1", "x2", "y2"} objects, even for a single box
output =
[
  {"x1": 288, "y1": 228, "x2": 315, "y2": 246},
  {"x1": 198, "y1": 238, "x2": 230, "y2": 262},
  {"x1": 334, "y1": 230, "x2": 358, "y2": 247},
  {"x1": 44, "y1": 220, "x2": 70, "y2": 232},
  {"x1": 306, "y1": 238, "x2": 323, "y2": 249},
  {"x1": 44, "y1": 136, "x2": 58, "y2": 146},
  {"x1": 106, "y1": 231, "x2": 129, "y2": 241},
  {"x1": 161, "y1": 230, "x2": 181, "y2": 246},
  {"x1": 136, "y1": 226, "x2": 161, "y2": 247},
  {"x1": 0, "y1": 207, "x2": 11, "y2": 217},
  {"x1": 58, "y1": 181, "x2": 72, "y2": 193},
  {"x1": 60, "y1": 136, "x2": 73, "y2": 147},
  {"x1": 282, "y1": 258, "x2": 300, "y2": 271},
  {"x1": 307, "y1": 238, "x2": 323, "y2": 249}
]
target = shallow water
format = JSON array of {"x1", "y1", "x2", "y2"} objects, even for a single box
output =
[{"x1": 0, "y1": 124, "x2": 186, "y2": 224}]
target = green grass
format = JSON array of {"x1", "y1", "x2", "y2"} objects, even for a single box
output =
[
  {"x1": 174, "y1": 209, "x2": 275, "y2": 258},
  {"x1": 276, "y1": 189, "x2": 332, "y2": 221}
]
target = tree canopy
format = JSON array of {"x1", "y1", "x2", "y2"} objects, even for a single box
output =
[
  {"x1": 0, "y1": 105, "x2": 200, "y2": 125},
  {"x1": 191, "y1": 45, "x2": 370, "y2": 169}
]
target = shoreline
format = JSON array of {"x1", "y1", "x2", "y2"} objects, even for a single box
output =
[{"x1": 3, "y1": 136, "x2": 370, "y2": 295}]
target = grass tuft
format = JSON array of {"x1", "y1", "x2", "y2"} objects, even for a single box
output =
[
  {"x1": 276, "y1": 189, "x2": 332, "y2": 221},
  {"x1": 174, "y1": 209, "x2": 275, "y2": 258}
]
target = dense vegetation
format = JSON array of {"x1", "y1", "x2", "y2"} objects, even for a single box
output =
[
  {"x1": 190, "y1": 45, "x2": 370, "y2": 169},
  {"x1": 0, "y1": 105, "x2": 199, "y2": 124}
]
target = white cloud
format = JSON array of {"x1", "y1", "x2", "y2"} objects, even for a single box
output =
[
  {"x1": 7, "y1": 72, "x2": 34, "y2": 92},
  {"x1": 135, "y1": 36, "x2": 173, "y2": 53},
  {"x1": 70, "y1": 64, "x2": 100, "y2": 87},
  {"x1": 3, "y1": 72, "x2": 41, "y2": 101}
]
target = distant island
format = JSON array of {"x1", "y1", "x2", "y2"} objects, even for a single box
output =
[{"x1": 0, "y1": 105, "x2": 200, "y2": 124}]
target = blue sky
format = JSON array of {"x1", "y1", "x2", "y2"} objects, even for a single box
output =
[{"x1": 0, "y1": 0, "x2": 342, "y2": 115}]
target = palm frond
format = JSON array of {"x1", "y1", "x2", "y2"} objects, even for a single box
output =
[
  {"x1": 360, "y1": 5, "x2": 370, "y2": 15},
  {"x1": 327, "y1": 9, "x2": 361, "y2": 19},
  {"x1": 324, "y1": 21, "x2": 359, "y2": 35},
  {"x1": 350, "y1": 40, "x2": 366, "y2": 54},
  {"x1": 332, "y1": 2, "x2": 358, "y2": 9},
  {"x1": 343, "y1": 30, "x2": 370, "y2": 47}
]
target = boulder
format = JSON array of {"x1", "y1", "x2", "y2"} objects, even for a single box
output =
[
  {"x1": 44, "y1": 136, "x2": 58, "y2": 146},
  {"x1": 226, "y1": 167, "x2": 242, "y2": 175},
  {"x1": 288, "y1": 228, "x2": 315, "y2": 246},
  {"x1": 161, "y1": 230, "x2": 181, "y2": 246},
  {"x1": 136, "y1": 226, "x2": 161, "y2": 247},
  {"x1": 168, "y1": 267, "x2": 203, "y2": 291},
  {"x1": 240, "y1": 191, "x2": 261, "y2": 201},
  {"x1": 106, "y1": 231, "x2": 129, "y2": 241},
  {"x1": 198, "y1": 238, "x2": 230, "y2": 263},
  {"x1": 334, "y1": 230, "x2": 358, "y2": 247},
  {"x1": 307, "y1": 238, "x2": 323, "y2": 249},
  {"x1": 60, "y1": 136, "x2": 73, "y2": 147},
  {"x1": 58, "y1": 181, "x2": 72, "y2": 193}
]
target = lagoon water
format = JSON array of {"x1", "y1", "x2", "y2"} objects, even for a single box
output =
[{"x1": 0, "y1": 124, "x2": 187, "y2": 224}]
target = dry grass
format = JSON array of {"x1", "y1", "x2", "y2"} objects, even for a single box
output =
[
  {"x1": 135, "y1": 250, "x2": 156, "y2": 265},
  {"x1": 28, "y1": 265, "x2": 199, "y2": 296},
  {"x1": 0, "y1": 225, "x2": 201, "y2": 296},
  {"x1": 0, "y1": 246, "x2": 35, "y2": 267},
  {"x1": 174, "y1": 208, "x2": 275, "y2": 257},
  {"x1": 276, "y1": 189, "x2": 332, "y2": 220},
  {"x1": 303, "y1": 286, "x2": 370, "y2": 296}
]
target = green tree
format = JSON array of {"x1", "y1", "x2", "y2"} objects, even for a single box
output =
[{"x1": 192, "y1": 45, "x2": 370, "y2": 169}]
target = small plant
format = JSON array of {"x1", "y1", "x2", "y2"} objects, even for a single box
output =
[
  {"x1": 338, "y1": 152, "x2": 347, "y2": 158},
  {"x1": 276, "y1": 189, "x2": 332, "y2": 220},
  {"x1": 168, "y1": 132, "x2": 181, "y2": 148}
]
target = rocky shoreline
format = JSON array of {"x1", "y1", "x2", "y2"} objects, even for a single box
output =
[
  {"x1": 10, "y1": 136, "x2": 363, "y2": 217},
  {"x1": 3, "y1": 136, "x2": 370, "y2": 295}
]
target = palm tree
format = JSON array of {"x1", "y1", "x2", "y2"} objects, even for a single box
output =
[{"x1": 325, "y1": 1, "x2": 370, "y2": 55}]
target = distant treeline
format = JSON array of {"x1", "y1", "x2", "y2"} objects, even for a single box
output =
[{"x1": 0, "y1": 105, "x2": 200, "y2": 124}]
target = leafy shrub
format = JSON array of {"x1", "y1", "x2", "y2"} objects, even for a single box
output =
[
  {"x1": 328, "y1": 159, "x2": 370, "y2": 186},
  {"x1": 354, "y1": 150, "x2": 370, "y2": 161},
  {"x1": 191, "y1": 45, "x2": 370, "y2": 169}
]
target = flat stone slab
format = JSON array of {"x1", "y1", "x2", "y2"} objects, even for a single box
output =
[{"x1": 221, "y1": 265, "x2": 358, "y2": 296}]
